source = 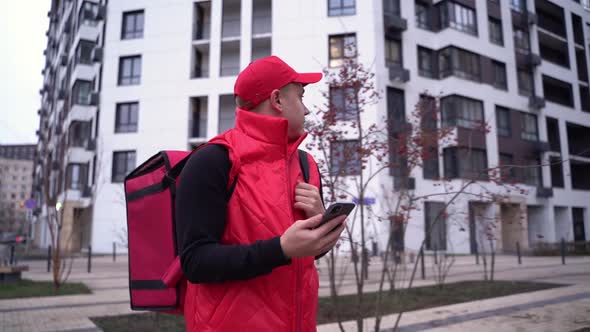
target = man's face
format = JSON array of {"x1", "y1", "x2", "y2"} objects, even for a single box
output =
[{"x1": 280, "y1": 83, "x2": 310, "y2": 141}]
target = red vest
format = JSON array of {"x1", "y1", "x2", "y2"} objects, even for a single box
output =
[{"x1": 184, "y1": 109, "x2": 321, "y2": 332}]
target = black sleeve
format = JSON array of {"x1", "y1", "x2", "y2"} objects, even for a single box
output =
[{"x1": 175, "y1": 144, "x2": 291, "y2": 284}]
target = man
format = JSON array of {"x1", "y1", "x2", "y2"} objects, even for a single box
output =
[{"x1": 175, "y1": 56, "x2": 347, "y2": 332}]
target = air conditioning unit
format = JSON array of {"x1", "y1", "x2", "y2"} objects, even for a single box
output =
[
  {"x1": 57, "y1": 89, "x2": 66, "y2": 100},
  {"x1": 529, "y1": 96, "x2": 546, "y2": 110},
  {"x1": 89, "y1": 92, "x2": 100, "y2": 106},
  {"x1": 92, "y1": 47, "x2": 103, "y2": 62},
  {"x1": 86, "y1": 139, "x2": 96, "y2": 151},
  {"x1": 63, "y1": 21, "x2": 71, "y2": 34},
  {"x1": 60, "y1": 55, "x2": 68, "y2": 66},
  {"x1": 536, "y1": 187, "x2": 553, "y2": 198}
]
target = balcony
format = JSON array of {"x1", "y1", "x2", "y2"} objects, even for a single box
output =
[
  {"x1": 389, "y1": 66, "x2": 410, "y2": 83},
  {"x1": 529, "y1": 96, "x2": 546, "y2": 110},
  {"x1": 526, "y1": 53, "x2": 541, "y2": 67}
]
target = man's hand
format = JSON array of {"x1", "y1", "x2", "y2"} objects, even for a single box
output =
[
  {"x1": 280, "y1": 213, "x2": 346, "y2": 259},
  {"x1": 294, "y1": 181, "x2": 325, "y2": 218}
]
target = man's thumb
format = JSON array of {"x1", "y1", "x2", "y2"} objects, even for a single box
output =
[{"x1": 302, "y1": 213, "x2": 323, "y2": 229}]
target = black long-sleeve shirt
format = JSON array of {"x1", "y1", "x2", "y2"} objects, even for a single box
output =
[{"x1": 175, "y1": 145, "x2": 292, "y2": 284}]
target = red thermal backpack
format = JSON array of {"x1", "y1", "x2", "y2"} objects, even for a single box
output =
[{"x1": 124, "y1": 145, "x2": 311, "y2": 314}]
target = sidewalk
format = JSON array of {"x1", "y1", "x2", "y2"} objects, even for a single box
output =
[{"x1": 0, "y1": 255, "x2": 588, "y2": 331}]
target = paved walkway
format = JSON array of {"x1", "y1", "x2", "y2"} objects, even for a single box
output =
[{"x1": 0, "y1": 255, "x2": 588, "y2": 331}]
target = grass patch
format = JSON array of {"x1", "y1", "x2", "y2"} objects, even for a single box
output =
[
  {"x1": 91, "y1": 280, "x2": 561, "y2": 331},
  {"x1": 0, "y1": 279, "x2": 91, "y2": 299},
  {"x1": 317, "y1": 280, "x2": 561, "y2": 324}
]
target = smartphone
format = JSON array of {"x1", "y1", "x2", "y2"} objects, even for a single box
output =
[{"x1": 317, "y1": 202, "x2": 356, "y2": 229}]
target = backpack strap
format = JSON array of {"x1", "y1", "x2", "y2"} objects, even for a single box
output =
[{"x1": 298, "y1": 149, "x2": 310, "y2": 183}]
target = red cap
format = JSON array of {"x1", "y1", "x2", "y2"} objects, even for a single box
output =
[{"x1": 234, "y1": 56, "x2": 322, "y2": 110}]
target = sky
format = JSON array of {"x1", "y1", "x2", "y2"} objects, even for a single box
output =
[{"x1": 0, "y1": 2, "x2": 50, "y2": 145}]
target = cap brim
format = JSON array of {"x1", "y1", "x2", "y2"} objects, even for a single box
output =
[{"x1": 293, "y1": 72, "x2": 323, "y2": 84}]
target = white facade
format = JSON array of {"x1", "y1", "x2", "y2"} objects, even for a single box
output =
[{"x1": 36, "y1": 0, "x2": 590, "y2": 254}]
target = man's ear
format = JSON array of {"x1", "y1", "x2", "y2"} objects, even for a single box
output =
[{"x1": 269, "y1": 89, "x2": 283, "y2": 114}]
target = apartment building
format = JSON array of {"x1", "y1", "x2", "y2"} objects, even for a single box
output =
[
  {"x1": 0, "y1": 145, "x2": 35, "y2": 236},
  {"x1": 34, "y1": 0, "x2": 590, "y2": 254}
]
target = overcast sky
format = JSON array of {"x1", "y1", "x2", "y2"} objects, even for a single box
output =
[{"x1": 0, "y1": 2, "x2": 50, "y2": 145}]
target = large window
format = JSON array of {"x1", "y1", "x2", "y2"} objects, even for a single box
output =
[
  {"x1": 499, "y1": 153, "x2": 516, "y2": 180},
  {"x1": 329, "y1": 34, "x2": 356, "y2": 67},
  {"x1": 78, "y1": 1, "x2": 98, "y2": 28},
  {"x1": 439, "y1": 47, "x2": 480, "y2": 81},
  {"x1": 72, "y1": 80, "x2": 92, "y2": 105},
  {"x1": 496, "y1": 106, "x2": 511, "y2": 137},
  {"x1": 415, "y1": 2, "x2": 429, "y2": 29},
  {"x1": 75, "y1": 40, "x2": 94, "y2": 65},
  {"x1": 115, "y1": 102, "x2": 139, "y2": 133},
  {"x1": 444, "y1": 148, "x2": 488, "y2": 180},
  {"x1": 385, "y1": 38, "x2": 402, "y2": 67},
  {"x1": 441, "y1": 95, "x2": 484, "y2": 128},
  {"x1": 66, "y1": 164, "x2": 87, "y2": 190},
  {"x1": 418, "y1": 46, "x2": 434, "y2": 78},
  {"x1": 521, "y1": 113, "x2": 538, "y2": 141},
  {"x1": 383, "y1": 0, "x2": 401, "y2": 16},
  {"x1": 69, "y1": 121, "x2": 91, "y2": 147},
  {"x1": 440, "y1": 1, "x2": 477, "y2": 36},
  {"x1": 330, "y1": 86, "x2": 358, "y2": 121},
  {"x1": 523, "y1": 158, "x2": 541, "y2": 186},
  {"x1": 121, "y1": 10, "x2": 144, "y2": 39},
  {"x1": 118, "y1": 56, "x2": 142, "y2": 85},
  {"x1": 331, "y1": 140, "x2": 361, "y2": 176},
  {"x1": 424, "y1": 202, "x2": 447, "y2": 251},
  {"x1": 517, "y1": 70, "x2": 534, "y2": 96},
  {"x1": 488, "y1": 17, "x2": 503, "y2": 46},
  {"x1": 492, "y1": 60, "x2": 507, "y2": 90},
  {"x1": 513, "y1": 28, "x2": 530, "y2": 53},
  {"x1": 328, "y1": 0, "x2": 355, "y2": 16},
  {"x1": 112, "y1": 151, "x2": 136, "y2": 183}
]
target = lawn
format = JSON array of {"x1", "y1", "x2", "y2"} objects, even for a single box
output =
[
  {"x1": 91, "y1": 280, "x2": 562, "y2": 331},
  {"x1": 0, "y1": 279, "x2": 91, "y2": 299}
]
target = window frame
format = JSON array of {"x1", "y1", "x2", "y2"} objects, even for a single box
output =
[
  {"x1": 520, "y1": 112, "x2": 539, "y2": 141},
  {"x1": 492, "y1": 60, "x2": 507, "y2": 90},
  {"x1": 330, "y1": 140, "x2": 361, "y2": 176},
  {"x1": 495, "y1": 106, "x2": 511, "y2": 137},
  {"x1": 112, "y1": 151, "x2": 136, "y2": 183},
  {"x1": 488, "y1": 17, "x2": 504, "y2": 46},
  {"x1": 121, "y1": 10, "x2": 145, "y2": 40},
  {"x1": 329, "y1": 33, "x2": 357, "y2": 67},
  {"x1": 118, "y1": 55, "x2": 142, "y2": 86},
  {"x1": 424, "y1": 201, "x2": 447, "y2": 251},
  {"x1": 115, "y1": 102, "x2": 139, "y2": 133},
  {"x1": 328, "y1": 0, "x2": 356, "y2": 16},
  {"x1": 330, "y1": 85, "x2": 359, "y2": 121}
]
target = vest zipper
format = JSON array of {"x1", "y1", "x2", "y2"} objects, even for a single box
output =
[{"x1": 286, "y1": 156, "x2": 302, "y2": 332}]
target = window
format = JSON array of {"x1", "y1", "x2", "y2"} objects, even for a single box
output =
[
  {"x1": 523, "y1": 158, "x2": 541, "y2": 186},
  {"x1": 68, "y1": 121, "x2": 91, "y2": 147},
  {"x1": 328, "y1": 0, "x2": 355, "y2": 16},
  {"x1": 439, "y1": 47, "x2": 480, "y2": 82},
  {"x1": 112, "y1": 151, "x2": 136, "y2": 183},
  {"x1": 218, "y1": 95, "x2": 235, "y2": 133},
  {"x1": 115, "y1": 102, "x2": 139, "y2": 133},
  {"x1": 492, "y1": 61, "x2": 507, "y2": 90},
  {"x1": 331, "y1": 140, "x2": 361, "y2": 176},
  {"x1": 383, "y1": 0, "x2": 401, "y2": 16},
  {"x1": 121, "y1": 10, "x2": 144, "y2": 39},
  {"x1": 496, "y1": 106, "x2": 511, "y2": 137},
  {"x1": 513, "y1": 28, "x2": 530, "y2": 53},
  {"x1": 418, "y1": 46, "x2": 434, "y2": 78},
  {"x1": 517, "y1": 70, "x2": 533, "y2": 96},
  {"x1": 441, "y1": 96, "x2": 484, "y2": 128},
  {"x1": 440, "y1": 2, "x2": 477, "y2": 36},
  {"x1": 329, "y1": 34, "x2": 356, "y2": 67},
  {"x1": 488, "y1": 18, "x2": 503, "y2": 46},
  {"x1": 510, "y1": 0, "x2": 526, "y2": 12},
  {"x1": 415, "y1": 2, "x2": 429, "y2": 29},
  {"x1": 543, "y1": 75, "x2": 574, "y2": 107},
  {"x1": 499, "y1": 153, "x2": 516, "y2": 180},
  {"x1": 75, "y1": 40, "x2": 94, "y2": 65},
  {"x1": 444, "y1": 148, "x2": 488, "y2": 180},
  {"x1": 425, "y1": 202, "x2": 447, "y2": 251},
  {"x1": 66, "y1": 164, "x2": 87, "y2": 190},
  {"x1": 550, "y1": 156, "x2": 564, "y2": 188},
  {"x1": 330, "y1": 86, "x2": 358, "y2": 121},
  {"x1": 118, "y1": 56, "x2": 142, "y2": 85},
  {"x1": 385, "y1": 38, "x2": 402, "y2": 67},
  {"x1": 72, "y1": 80, "x2": 92, "y2": 105},
  {"x1": 521, "y1": 113, "x2": 538, "y2": 141}
]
